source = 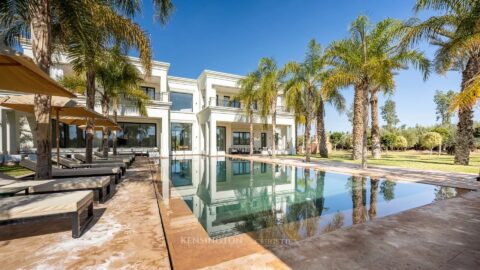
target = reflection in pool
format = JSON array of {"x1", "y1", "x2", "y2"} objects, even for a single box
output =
[{"x1": 159, "y1": 157, "x2": 466, "y2": 241}]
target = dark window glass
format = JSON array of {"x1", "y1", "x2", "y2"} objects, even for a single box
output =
[
  {"x1": 231, "y1": 99, "x2": 241, "y2": 108},
  {"x1": 141, "y1": 86, "x2": 156, "y2": 100},
  {"x1": 232, "y1": 161, "x2": 251, "y2": 175},
  {"x1": 171, "y1": 123, "x2": 192, "y2": 151},
  {"x1": 171, "y1": 159, "x2": 192, "y2": 187},
  {"x1": 171, "y1": 92, "x2": 193, "y2": 112},
  {"x1": 216, "y1": 161, "x2": 226, "y2": 182},
  {"x1": 261, "y1": 133, "x2": 267, "y2": 148},
  {"x1": 115, "y1": 122, "x2": 157, "y2": 147},
  {"x1": 217, "y1": 126, "x2": 226, "y2": 151},
  {"x1": 275, "y1": 133, "x2": 279, "y2": 145},
  {"x1": 223, "y1": 96, "x2": 230, "y2": 107},
  {"x1": 232, "y1": 132, "x2": 250, "y2": 145}
]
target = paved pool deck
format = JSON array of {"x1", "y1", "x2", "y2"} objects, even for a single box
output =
[
  {"x1": 226, "y1": 154, "x2": 480, "y2": 190},
  {"x1": 0, "y1": 157, "x2": 170, "y2": 270},
  {"x1": 1, "y1": 155, "x2": 479, "y2": 269}
]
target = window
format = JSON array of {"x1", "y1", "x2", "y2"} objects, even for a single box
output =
[
  {"x1": 216, "y1": 161, "x2": 226, "y2": 182},
  {"x1": 116, "y1": 122, "x2": 157, "y2": 147},
  {"x1": 223, "y1": 96, "x2": 230, "y2": 107},
  {"x1": 233, "y1": 132, "x2": 250, "y2": 145},
  {"x1": 171, "y1": 123, "x2": 192, "y2": 151},
  {"x1": 171, "y1": 159, "x2": 192, "y2": 187},
  {"x1": 231, "y1": 99, "x2": 241, "y2": 108},
  {"x1": 171, "y1": 92, "x2": 193, "y2": 112},
  {"x1": 141, "y1": 86, "x2": 156, "y2": 100},
  {"x1": 275, "y1": 133, "x2": 279, "y2": 145},
  {"x1": 232, "y1": 161, "x2": 251, "y2": 175},
  {"x1": 217, "y1": 126, "x2": 226, "y2": 151},
  {"x1": 261, "y1": 133, "x2": 267, "y2": 148}
]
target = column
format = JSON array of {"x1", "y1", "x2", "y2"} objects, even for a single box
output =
[
  {"x1": 160, "y1": 111, "x2": 170, "y2": 158},
  {"x1": 209, "y1": 119, "x2": 217, "y2": 156}
]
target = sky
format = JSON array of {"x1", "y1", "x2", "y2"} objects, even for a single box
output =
[{"x1": 134, "y1": 0, "x2": 479, "y2": 132}]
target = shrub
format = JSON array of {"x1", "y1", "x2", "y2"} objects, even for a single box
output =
[
  {"x1": 330, "y1": 132, "x2": 343, "y2": 151},
  {"x1": 381, "y1": 133, "x2": 397, "y2": 151},
  {"x1": 421, "y1": 132, "x2": 442, "y2": 154},
  {"x1": 393, "y1": 135, "x2": 408, "y2": 150}
]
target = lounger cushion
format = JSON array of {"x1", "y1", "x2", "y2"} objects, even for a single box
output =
[
  {"x1": 0, "y1": 191, "x2": 93, "y2": 221},
  {"x1": 0, "y1": 179, "x2": 17, "y2": 187},
  {"x1": 2, "y1": 177, "x2": 111, "y2": 193},
  {"x1": 21, "y1": 159, "x2": 120, "y2": 177}
]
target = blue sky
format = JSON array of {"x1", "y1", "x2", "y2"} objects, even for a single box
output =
[{"x1": 134, "y1": 0, "x2": 479, "y2": 132}]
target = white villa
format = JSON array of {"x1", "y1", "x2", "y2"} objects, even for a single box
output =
[{"x1": 0, "y1": 44, "x2": 296, "y2": 159}]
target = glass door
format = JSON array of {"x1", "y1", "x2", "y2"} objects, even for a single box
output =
[
  {"x1": 217, "y1": 126, "x2": 226, "y2": 151},
  {"x1": 261, "y1": 132, "x2": 267, "y2": 148}
]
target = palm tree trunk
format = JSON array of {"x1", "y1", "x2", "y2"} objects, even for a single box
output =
[
  {"x1": 454, "y1": 57, "x2": 478, "y2": 165},
  {"x1": 249, "y1": 112, "x2": 254, "y2": 156},
  {"x1": 112, "y1": 99, "x2": 118, "y2": 155},
  {"x1": 369, "y1": 178, "x2": 379, "y2": 220},
  {"x1": 31, "y1": 0, "x2": 52, "y2": 179},
  {"x1": 101, "y1": 95, "x2": 110, "y2": 158},
  {"x1": 271, "y1": 99, "x2": 277, "y2": 158},
  {"x1": 361, "y1": 80, "x2": 369, "y2": 169},
  {"x1": 305, "y1": 115, "x2": 311, "y2": 162},
  {"x1": 370, "y1": 90, "x2": 381, "y2": 159},
  {"x1": 352, "y1": 84, "x2": 364, "y2": 160},
  {"x1": 316, "y1": 98, "x2": 328, "y2": 158},
  {"x1": 85, "y1": 69, "x2": 96, "y2": 163}
]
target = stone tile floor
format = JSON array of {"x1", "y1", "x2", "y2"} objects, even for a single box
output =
[{"x1": 0, "y1": 157, "x2": 170, "y2": 270}]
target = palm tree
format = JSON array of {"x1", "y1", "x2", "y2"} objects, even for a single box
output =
[
  {"x1": 324, "y1": 16, "x2": 372, "y2": 167},
  {"x1": 1, "y1": 0, "x2": 174, "y2": 177},
  {"x1": 403, "y1": 0, "x2": 480, "y2": 165},
  {"x1": 367, "y1": 19, "x2": 430, "y2": 159},
  {"x1": 285, "y1": 39, "x2": 345, "y2": 161},
  {"x1": 257, "y1": 58, "x2": 288, "y2": 158},
  {"x1": 238, "y1": 71, "x2": 260, "y2": 156},
  {"x1": 96, "y1": 47, "x2": 149, "y2": 157}
]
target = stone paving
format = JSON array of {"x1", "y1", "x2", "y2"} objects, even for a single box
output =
[
  {"x1": 270, "y1": 189, "x2": 480, "y2": 270},
  {"x1": 0, "y1": 157, "x2": 170, "y2": 270}
]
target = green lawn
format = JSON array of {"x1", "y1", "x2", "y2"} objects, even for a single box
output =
[
  {"x1": 0, "y1": 165, "x2": 33, "y2": 178},
  {"x1": 292, "y1": 150, "x2": 480, "y2": 174}
]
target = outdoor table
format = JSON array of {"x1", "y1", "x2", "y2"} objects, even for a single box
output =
[{"x1": 0, "y1": 186, "x2": 29, "y2": 197}]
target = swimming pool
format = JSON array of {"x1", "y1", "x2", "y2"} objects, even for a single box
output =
[{"x1": 160, "y1": 157, "x2": 466, "y2": 241}]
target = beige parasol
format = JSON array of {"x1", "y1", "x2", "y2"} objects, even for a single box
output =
[{"x1": 0, "y1": 54, "x2": 76, "y2": 98}]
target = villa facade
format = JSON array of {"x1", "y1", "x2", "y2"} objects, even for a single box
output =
[{"x1": 0, "y1": 45, "x2": 296, "y2": 158}]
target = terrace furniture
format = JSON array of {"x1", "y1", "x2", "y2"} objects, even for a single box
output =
[
  {"x1": 0, "y1": 179, "x2": 17, "y2": 187},
  {"x1": 78, "y1": 153, "x2": 132, "y2": 167},
  {"x1": 94, "y1": 151, "x2": 135, "y2": 162},
  {"x1": 0, "y1": 191, "x2": 94, "y2": 238},
  {"x1": 0, "y1": 186, "x2": 29, "y2": 197},
  {"x1": 2, "y1": 176, "x2": 113, "y2": 203},
  {"x1": 54, "y1": 156, "x2": 126, "y2": 176},
  {"x1": 20, "y1": 159, "x2": 122, "y2": 184}
]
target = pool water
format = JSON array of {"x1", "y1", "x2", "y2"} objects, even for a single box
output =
[{"x1": 161, "y1": 157, "x2": 466, "y2": 241}]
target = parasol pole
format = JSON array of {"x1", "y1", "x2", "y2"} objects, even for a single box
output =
[{"x1": 56, "y1": 108, "x2": 61, "y2": 168}]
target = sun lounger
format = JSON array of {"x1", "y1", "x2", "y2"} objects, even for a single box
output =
[
  {"x1": 20, "y1": 159, "x2": 122, "y2": 184},
  {"x1": 2, "y1": 176, "x2": 113, "y2": 203},
  {"x1": 54, "y1": 156, "x2": 126, "y2": 176},
  {"x1": 0, "y1": 179, "x2": 17, "y2": 187},
  {"x1": 94, "y1": 151, "x2": 135, "y2": 163},
  {"x1": 75, "y1": 154, "x2": 131, "y2": 167},
  {"x1": 0, "y1": 191, "x2": 94, "y2": 238}
]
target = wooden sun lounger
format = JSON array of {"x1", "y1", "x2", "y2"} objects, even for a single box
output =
[
  {"x1": 0, "y1": 191, "x2": 94, "y2": 238},
  {"x1": 94, "y1": 151, "x2": 135, "y2": 162},
  {"x1": 20, "y1": 159, "x2": 122, "y2": 184},
  {"x1": 75, "y1": 154, "x2": 131, "y2": 167},
  {"x1": 54, "y1": 156, "x2": 126, "y2": 176},
  {"x1": 2, "y1": 176, "x2": 114, "y2": 203},
  {"x1": 0, "y1": 179, "x2": 17, "y2": 187}
]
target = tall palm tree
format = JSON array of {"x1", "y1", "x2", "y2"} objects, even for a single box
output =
[
  {"x1": 285, "y1": 39, "x2": 345, "y2": 161},
  {"x1": 1, "y1": 0, "x2": 174, "y2": 177},
  {"x1": 257, "y1": 58, "x2": 288, "y2": 158},
  {"x1": 367, "y1": 19, "x2": 430, "y2": 159},
  {"x1": 403, "y1": 0, "x2": 480, "y2": 165},
  {"x1": 96, "y1": 47, "x2": 149, "y2": 157},
  {"x1": 324, "y1": 16, "x2": 372, "y2": 167},
  {"x1": 238, "y1": 71, "x2": 260, "y2": 156}
]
